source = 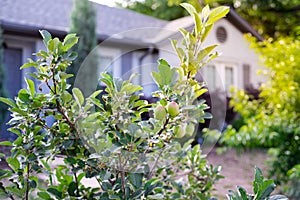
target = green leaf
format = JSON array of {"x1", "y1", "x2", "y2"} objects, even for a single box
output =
[
  {"x1": 72, "y1": 88, "x2": 84, "y2": 106},
  {"x1": 202, "y1": 5, "x2": 210, "y2": 21},
  {"x1": 47, "y1": 187, "x2": 62, "y2": 198},
  {"x1": 68, "y1": 181, "x2": 77, "y2": 196},
  {"x1": 38, "y1": 191, "x2": 51, "y2": 199},
  {"x1": 63, "y1": 34, "x2": 78, "y2": 51},
  {"x1": 5, "y1": 186, "x2": 23, "y2": 197},
  {"x1": 6, "y1": 157, "x2": 20, "y2": 171},
  {"x1": 207, "y1": 6, "x2": 230, "y2": 25},
  {"x1": 100, "y1": 73, "x2": 115, "y2": 91},
  {"x1": 59, "y1": 72, "x2": 73, "y2": 80},
  {"x1": 89, "y1": 90, "x2": 102, "y2": 99},
  {"x1": 151, "y1": 59, "x2": 178, "y2": 88},
  {"x1": 10, "y1": 107, "x2": 27, "y2": 116},
  {"x1": 8, "y1": 128, "x2": 21, "y2": 136},
  {"x1": 197, "y1": 45, "x2": 218, "y2": 62},
  {"x1": 121, "y1": 83, "x2": 143, "y2": 94},
  {"x1": 64, "y1": 157, "x2": 76, "y2": 165},
  {"x1": 201, "y1": 24, "x2": 214, "y2": 42},
  {"x1": 258, "y1": 180, "x2": 276, "y2": 199},
  {"x1": 253, "y1": 166, "x2": 264, "y2": 194},
  {"x1": 147, "y1": 194, "x2": 164, "y2": 199},
  {"x1": 39, "y1": 30, "x2": 52, "y2": 47},
  {"x1": 130, "y1": 173, "x2": 143, "y2": 189},
  {"x1": 180, "y1": 3, "x2": 197, "y2": 17},
  {"x1": 268, "y1": 195, "x2": 289, "y2": 200},
  {"x1": 29, "y1": 179, "x2": 37, "y2": 188},
  {"x1": 61, "y1": 91, "x2": 73, "y2": 103},
  {"x1": 179, "y1": 28, "x2": 188, "y2": 38},
  {"x1": 25, "y1": 78, "x2": 35, "y2": 97},
  {"x1": 20, "y1": 61, "x2": 38, "y2": 69},
  {"x1": 195, "y1": 88, "x2": 208, "y2": 99},
  {"x1": 151, "y1": 71, "x2": 162, "y2": 87},
  {"x1": 13, "y1": 137, "x2": 22, "y2": 145},
  {"x1": 0, "y1": 97, "x2": 16, "y2": 107},
  {"x1": 18, "y1": 89, "x2": 30, "y2": 102},
  {"x1": 48, "y1": 38, "x2": 60, "y2": 52},
  {"x1": 68, "y1": 52, "x2": 78, "y2": 61},
  {"x1": 193, "y1": 13, "x2": 203, "y2": 36},
  {"x1": 0, "y1": 141, "x2": 12, "y2": 146},
  {"x1": 77, "y1": 173, "x2": 85, "y2": 183},
  {"x1": 0, "y1": 169, "x2": 12, "y2": 180},
  {"x1": 237, "y1": 186, "x2": 247, "y2": 199},
  {"x1": 171, "y1": 40, "x2": 184, "y2": 61},
  {"x1": 28, "y1": 153, "x2": 38, "y2": 162}
]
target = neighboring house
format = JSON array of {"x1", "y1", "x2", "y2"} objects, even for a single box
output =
[{"x1": 0, "y1": 0, "x2": 264, "y2": 138}]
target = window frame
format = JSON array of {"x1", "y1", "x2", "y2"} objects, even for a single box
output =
[{"x1": 98, "y1": 47, "x2": 122, "y2": 78}]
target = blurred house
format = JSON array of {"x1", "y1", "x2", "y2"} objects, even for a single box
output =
[{"x1": 0, "y1": 0, "x2": 264, "y2": 137}]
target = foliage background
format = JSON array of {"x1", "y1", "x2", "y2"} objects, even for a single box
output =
[
  {"x1": 119, "y1": 0, "x2": 300, "y2": 38},
  {"x1": 221, "y1": 37, "x2": 300, "y2": 198},
  {"x1": 67, "y1": 0, "x2": 98, "y2": 97}
]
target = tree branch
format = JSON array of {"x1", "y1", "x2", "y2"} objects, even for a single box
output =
[
  {"x1": 50, "y1": 65, "x2": 77, "y2": 132},
  {"x1": 25, "y1": 162, "x2": 30, "y2": 200},
  {"x1": 118, "y1": 154, "x2": 126, "y2": 199},
  {"x1": 147, "y1": 149, "x2": 164, "y2": 180},
  {"x1": 156, "y1": 118, "x2": 169, "y2": 136}
]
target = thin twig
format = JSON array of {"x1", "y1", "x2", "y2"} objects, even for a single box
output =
[
  {"x1": 156, "y1": 118, "x2": 169, "y2": 136},
  {"x1": 49, "y1": 64, "x2": 77, "y2": 132},
  {"x1": 45, "y1": 79, "x2": 55, "y2": 94},
  {"x1": 118, "y1": 154, "x2": 126, "y2": 199},
  {"x1": 96, "y1": 177, "x2": 102, "y2": 189},
  {"x1": 72, "y1": 165, "x2": 80, "y2": 197},
  {"x1": 1, "y1": 187, "x2": 15, "y2": 200},
  {"x1": 147, "y1": 149, "x2": 164, "y2": 180},
  {"x1": 25, "y1": 162, "x2": 30, "y2": 200}
]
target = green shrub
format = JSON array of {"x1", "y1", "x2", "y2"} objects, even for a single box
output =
[
  {"x1": 287, "y1": 164, "x2": 300, "y2": 199},
  {"x1": 227, "y1": 167, "x2": 288, "y2": 200},
  {"x1": 67, "y1": 0, "x2": 98, "y2": 96},
  {"x1": 221, "y1": 37, "x2": 300, "y2": 197},
  {"x1": 0, "y1": 4, "x2": 229, "y2": 199}
]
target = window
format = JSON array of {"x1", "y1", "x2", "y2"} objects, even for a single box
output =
[
  {"x1": 206, "y1": 64, "x2": 216, "y2": 90},
  {"x1": 225, "y1": 66, "x2": 234, "y2": 92},
  {"x1": 200, "y1": 62, "x2": 237, "y2": 94},
  {"x1": 98, "y1": 47, "x2": 122, "y2": 78},
  {"x1": 99, "y1": 55, "x2": 114, "y2": 75},
  {"x1": 98, "y1": 47, "x2": 122, "y2": 86},
  {"x1": 243, "y1": 64, "x2": 251, "y2": 88}
]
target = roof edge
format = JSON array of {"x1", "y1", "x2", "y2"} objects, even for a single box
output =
[
  {"x1": 1, "y1": 21, "x2": 152, "y2": 48},
  {"x1": 227, "y1": 8, "x2": 264, "y2": 41}
]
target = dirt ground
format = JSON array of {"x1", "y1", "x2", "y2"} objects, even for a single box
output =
[
  {"x1": 1, "y1": 145, "x2": 280, "y2": 199},
  {"x1": 206, "y1": 147, "x2": 280, "y2": 199}
]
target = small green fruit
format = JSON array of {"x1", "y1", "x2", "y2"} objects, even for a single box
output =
[
  {"x1": 154, "y1": 105, "x2": 167, "y2": 120},
  {"x1": 174, "y1": 125, "x2": 186, "y2": 138},
  {"x1": 185, "y1": 123, "x2": 195, "y2": 137},
  {"x1": 167, "y1": 101, "x2": 179, "y2": 117}
]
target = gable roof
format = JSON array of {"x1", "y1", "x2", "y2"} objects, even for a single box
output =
[{"x1": 0, "y1": 0, "x2": 263, "y2": 45}]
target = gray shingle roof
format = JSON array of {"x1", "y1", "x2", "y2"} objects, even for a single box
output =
[
  {"x1": 0, "y1": 0, "x2": 262, "y2": 45},
  {"x1": 0, "y1": 0, "x2": 168, "y2": 44}
]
